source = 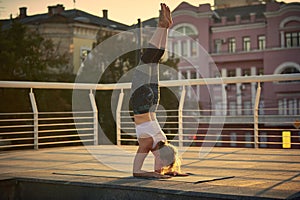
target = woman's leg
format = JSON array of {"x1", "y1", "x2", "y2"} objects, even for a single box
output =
[
  {"x1": 130, "y1": 3, "x2": 172, "y2": 114},
  {"x1": 131, "y1": 3, "x2": 173, "y2": 178}
]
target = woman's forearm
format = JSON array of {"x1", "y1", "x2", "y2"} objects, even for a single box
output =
[{"x1": 133, "y1": 150, "x2": 148, "y2": 173}]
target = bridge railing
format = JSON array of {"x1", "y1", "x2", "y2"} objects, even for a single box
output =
[{"x1": 0, "y1": 73, "x2": 300, "y2": 150}]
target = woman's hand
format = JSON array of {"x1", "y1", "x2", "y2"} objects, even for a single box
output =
[
  {"x1": 133, "y1": 171, "x2": 171, "y2": 179},
  {"x1": 164, "y1": 171, "x2": 189, "y2": 177}
]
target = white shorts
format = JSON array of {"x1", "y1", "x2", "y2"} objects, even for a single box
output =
[{"x1": 136, "y1": 120, "x2": 167, "y2": 149}]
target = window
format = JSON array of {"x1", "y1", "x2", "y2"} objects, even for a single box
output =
[
  {"x1": 244, "y1": 101, "x2": 252, "y2": 115},
  {"x1": 171, "y1": 24, "x2": 198, "y2": 57},
  {"x1": 258, "y1": 35, "x2": 266, "y2": 50},
  {"x1": 288, "y1": 99, "x2": 297, "y2": 115},
  {"x1": 216, "y1": 134, "x2": 222, "y2": 146},
  {"x1": 173, "y1": 42, "x2": 179, "y2": 58},
  {"x1": 243, "y1": 37, "x2": 251, "y2": 51},
  {"x1": 181, "y1": 41, "x2": 188, "y2": 57},
  {"x1": 228, "y1": 38, "x2": 236, "y2": 53},
  {"x1": 245, "y1": 132, "x2": 252, "y2": 148},
  {"x1": 215, "y1": 102, "x2": 223, "y2": 116},
  {"x1": 173, "y1": 40, "x2": 197, "y2": 57},
  {"x1": 278, "y1": 99, "x2": 298, "y2": 115},
  {"x1": 174, "y1": 26, "x2": 196, "y2": 36},
  {"x1": 257, "y1": 68, "x2": 264, "y2": 75},
  {"x1": 281, "y1": 66, "x2": 300, "y2": 74},
  {"x1": 242, "y1": 69, "x2": 250, "y2": 76},
  {"x1": 214, "y1": 39, "x2": 222, "y2": 53},
  {"x1": 172, "y1": 25, "x2": 197, "y2": 37},
  {"x1": 191, "y1": 71, "x2": 197, "y2": 79},
  {"x1": 214, "y1": 71, "x2": 221, "y2": 78},
  {"x1": 191, "y1": 40, "x2": 198, "y2": 56},
  {"x1": 228, "y1": 69, "x2": 236, "y2": 77},
  {"x1": 259, "y1": 101, "x2": 265, "y2": 115},
  {"x1": 229, "y1": 101, "x2": 237, "y2": 116},
  {"x1": 180, "y1": 71, "x2": 187, "y2": 79},
  {"x1": 278, "y1": 99, "x2": 284, "y2": 115},
  {"x1": 274, "y1": 62, "x2": 300, "y2": 83},
  {"x1": 299, "y1": 99, "x2": 300, "y2": 115},
  {"x1": 260, "y1": 132, "x2": 268, "y2": 148},
  {"x1": 285, "y1": 32, "x2": 300, "y2": 47},
  {"x1": 288, "y1": 99, "x2": 294, "y2": 115}
]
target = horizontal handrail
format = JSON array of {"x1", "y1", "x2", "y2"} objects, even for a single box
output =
[{"x1": 0, "y1": 74, "x2": 300, "y2": 90}]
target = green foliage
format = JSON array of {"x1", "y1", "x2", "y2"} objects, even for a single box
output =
[
  {"x1": 0, "y1": 21, "x2": 74, "y2": 113},
  {"x1": 0, "y1": 21, "x2": 71, "y2": 81}
]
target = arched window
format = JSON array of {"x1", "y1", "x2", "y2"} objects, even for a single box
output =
[
  {"x1": 170, "y1": 24, "x2": 198, "y2": 58},
  {"x1": 171, "y1": 24, "x2": 198, "y2": 37},
  {"x1": 274, "y1": 62, "x2": 300, "y2": 83},
  {"x1": 280, "y1": 16, "x2": 300, "y2": 47},
  {"x1": 280, "y1": 66, "x2": 300, "y2": 74}
]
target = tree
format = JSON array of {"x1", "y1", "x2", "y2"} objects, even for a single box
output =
[
  {"x1": 0, "y1": 21, "x2": 74, "y2": 113},
  {"x1": 0, "y1": 21, "x2": 71, "y2": 81}
]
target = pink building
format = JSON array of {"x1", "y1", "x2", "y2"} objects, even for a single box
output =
[{"x1": 169, "y1": 1, "x2": 300, "y2": 147}]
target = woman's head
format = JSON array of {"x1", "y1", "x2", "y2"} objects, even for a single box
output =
[{"x1": 157, "y1": 141, "x2": 181, "y2": 174}]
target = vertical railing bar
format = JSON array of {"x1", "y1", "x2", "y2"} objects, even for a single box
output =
[
  {"x1": 29, "y1": 88, "x2": 39, "y2": 150},
  {"x1": 254, "y1": 82, "x2": 261, "y2": 149},
  {"x1": 178, "y1": 86, "x2": 186, "y2": 148},
  {"x1": 89, "y1": 89, "x2": 98, "y2": 145},
  {"x1": 116, "y1": 89, "x2": 124, "y2": 146}
]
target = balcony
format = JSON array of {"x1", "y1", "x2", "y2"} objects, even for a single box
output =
[{"x1": 1, "y1": 74, "x2": 300, "y2": 150}]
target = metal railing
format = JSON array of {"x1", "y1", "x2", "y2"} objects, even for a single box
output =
[{"x1": 0, "y1": 73, "x2": 300, "y2": 150}]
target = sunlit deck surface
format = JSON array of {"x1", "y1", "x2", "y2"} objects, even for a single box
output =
[{"x1": 1, "y1": 145, "x2": 300, "y2": 199}]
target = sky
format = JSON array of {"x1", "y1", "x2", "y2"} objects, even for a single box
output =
[{"x1": 0, "y1": 0, "x2": 299, "y2": 25}]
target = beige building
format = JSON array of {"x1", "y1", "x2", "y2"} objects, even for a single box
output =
[{"x1": 13, "y1": 4, "x2": 129, "y2": 74}]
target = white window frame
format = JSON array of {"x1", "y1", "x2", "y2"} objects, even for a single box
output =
[
  {"x1": 243, "y1": 36, "x2": 251, "y2": 51},
  {"x1": 258, "y1": 35, "x2": 266, "y2": 50},
  {"x1": 228, "y1": 38, "x2": 236, "y2": 53}
]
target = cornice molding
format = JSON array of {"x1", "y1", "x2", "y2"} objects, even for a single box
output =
[
  {"x1": 264, "y1": 6, "x2": 300, "y2": 18},
  {"x1": 211, "y1": 23, "x2": 265, "y2": 33},
  {"x1": 173, "y1": 10, "x2": 213, "y2": 19}
]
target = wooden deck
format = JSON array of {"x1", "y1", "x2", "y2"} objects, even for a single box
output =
[{"x1": 1, "y1": 145, "x2": 300, "y2": 199}]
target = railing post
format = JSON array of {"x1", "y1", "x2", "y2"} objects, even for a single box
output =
[
  {"x1": 89, "y1": 90, "x2": 98, "y2": 145},
  {"x1": 178, "y1": 86, "x2": 186, "y2": 148},
  {"x1": 116, "y1": 89, "x2": 124, "y2": 146},
  {"x1": 254, "y1": 82, "x2": 261, "y2": 148},
  {"x1": 29, "y1": 88, "x2": 38, "y2": 150}
]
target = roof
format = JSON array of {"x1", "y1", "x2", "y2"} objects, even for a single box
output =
[
  {"x1": 0, "y1": 8, "x2": 129, "y2": 31},
  {"x1": 172, "y1": 2, "x2": 269, "y2": 23},
  {"x1": 214, "y1": 4, "x2": 267, "y2": 22},
  {"x1": 141, "y1": 17, "x2": 158, "y2": 28},
  {"x1": 128, "y1": 17, "x2": 158, "y2": 30},
  {"x1": 173, "y1": 1, "x2": 199, "y2": 13}
]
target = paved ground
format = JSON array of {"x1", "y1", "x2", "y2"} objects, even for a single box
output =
[{"x1": 0, "y1": 145, "x2": 300, "y2": 199}]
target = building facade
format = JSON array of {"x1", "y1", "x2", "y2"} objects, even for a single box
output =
[
  {"x1": 170, "y1": 1, "x2": 300, "y2": 147},
  {"x1": 1, "y1": 4, "x2": 129, "y2": 74}
]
